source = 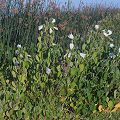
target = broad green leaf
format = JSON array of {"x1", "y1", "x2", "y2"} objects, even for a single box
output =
[
  {"x1": 87, "y1": 38, "x2": 90, "y2": 44},
  {"x1": 12, "y1": 81, "x2": 16, "y2": 88},
  {"x1": 70, "y1": 103, "x2": 74, "y2": 107},
  {"x1": 70, "y1": 68, "x2": 77, "y2": 76},
  {"x1": 57, "y1": 65, "x2": 61, "y2": 71},
  {"x1": 36, "y1": 55, "x2": 40, "y2": 62},
  {"x1": 92, "y1": 52, "x2": 97, "y2": 59},
  {"x1": 82, "y1": 43, "x2": 86, "y2": 50},
  {"x1": 108, "y1": 100, "x2": 114, "y2": 110},
  {"x1": 41, "y1": 82, "x2": 45, "y2": 89},
  {"x1": 23, "y1": 61, "x2": 29, "y2": 69},
  {"x1": 13, "y1": 57, "x2": 17, "y2": 64},
  {"x1": 6, "y1": 111, "x2": 10, "y2": 117},
  {"x1": 14, "y1": 105, "x2": 19, "y2": 110},
  {"x1": 80, "y1": 64, "x2": 84, "y2": 72},
  {"x1": 12, "y1": 71, "x2": 16, "y2": 78},
  {"x1": 70, "y1": 82, "x2": 76, "y2": 89},
  {"x1": 68, "y1": 88, "x2": 74, "y2": 95},
  {"x1": 57, "y1": 71, "x2": 61, "y2": 77}
]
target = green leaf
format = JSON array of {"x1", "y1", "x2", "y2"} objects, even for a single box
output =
[
  {"x1": 68, "y1": 88, "x2": 74, "y2": 95},
  {"x1": 18, "y1": 75, "x2": 26, "y2": 84},
  {"x1": 70, "y1": 103, "x2": 74, "y2": 107},
  {"x1": 70, "y1": 68, "x2": 77, "y2": 76},
  {"x1": 12, "y1": 81, "x2": 16, "y2": 88},
  {"x1": 114, "y1": 90, "x2": 117, "y2": 99},
  {"x1": 14, "y1": 105, "x2": 19, "y2": 110},
  {"x1": 12, "y1": 71, "x2": 16, "y2": 78},
  {"x1": 108, "y1": 100, "x2": 114, "y2": 110},
  {"x1": 92, "y1": 52, "x2": 97, "y2": 59},
  {"x1": 82, "y1": 43, "x2": 86, "y2": 50},
  {"x1": 23, "y1": 61, "x2": 29, "y2": 69},
  {"x1": 6, "y1": 111, "x2": 10, "y2": 117},
  {"x1": 87, "y1": 38, "x2": 90, "y2": 44},
  {"x1": 13, "y1": 57, "x2": 17, "y2": 64},
  {"x1": 57, "y1": 65, "x2": 61, "y2": 71},
  {"x1": 87, "y1": 90, "x2": 92, "y2": 101},
  {"x1": 70, "y1": 82, "x2": 76, "y2": 89},
  {"x1": 80, "y1": 64, "x2": 84, "y2": 72},
  {"x1": 57, "y1": 71, "x2": 61, "y2": 77},
  {"x1": 36, "y1": 55, "x2": 40, "y2": 62},
  {"x1": 41, "y1": 82, "x2": 45, "y2": 89}
]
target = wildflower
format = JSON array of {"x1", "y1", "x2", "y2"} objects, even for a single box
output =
[
  {"x1": 38, "y1": 25, "x2": 43, "y2": 31},
  {"x1": 49, "y1": 28, "x2": 53, "y2": 34},
  {"x1": 103, "y1": 30, "x2": 112, "y2": 37},
  {"x1": 68, "y1": 33, "x2": 74, "y2": 40},
  {"x1": 20, "y1": 54, "x2": 23, "y2": 59},
  {"x1": 54, "y1": 27, "x2": 58, "y2": 30},
  {"x1": 17, "y1": 44, "x2": 21, "y2": 48},
  {"x1": 68, "y1": 52, "x2": 71, "y2": 58},
  {"x1": 46, "y1": 67, "x2": 51, "y2": 75},
  {"x1": 80, "y1": 53, "x2": 86, "y2": 58},
  {"x1": 52, "y1": 43, "x2": 56, "y2": 46},
  {"x1": 70, "y1": 62, "x2": 73, "y2": 67},
  {"x1": 70, "y1": 42, "x2": 74, "y2": 50},
  {"x1": 95, "y1": 25, "x2": 99, "y2": 30},
  {"x1": 109, "y1": 52, "x2": 115, "y2": 59},
  {"x1": 109, "y1": 43, "x2": 114, "y2": 48},
  {"x1": 52, "y1": 18, "x2": 56, "y2": 23},
  {"x1": 15, "y1": 61, "x2": 20, "y2": 66}
]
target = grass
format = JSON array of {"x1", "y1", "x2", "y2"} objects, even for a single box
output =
[{"x1": 89, "y1": 111, "x2": 120, "y2": 120}]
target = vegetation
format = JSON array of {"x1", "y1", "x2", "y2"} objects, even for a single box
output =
[{"x1": 0, "y1": 0, "x2": 120, "y2": 119}]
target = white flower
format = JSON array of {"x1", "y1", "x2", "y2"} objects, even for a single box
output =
[
  {"x1": 108, "y1": 30, "x2": 112, "y2": 35},
  {"x1": 95, "y1": 25, "x2": 99, "y2": 30},
  {"x1": 46, "y1": 67, "x2": 51, "y2": 75},
  {"x1": 15, "y1": 61, "x2": 20, "y2": 66},
  {"x1": 49, "y1": 28, "x2": 53, "y2": 34},
  {"x1": 109, "y1": 52, "x2": 115, "y2": 59},
  {"x1": 17, "y1": 44, "x2": 21, "y2": 48},
  {"x1": 103, "y1": 29, "x2": 112, "y2": 37},
  {"x1": 20, "y1": 54, "x2": 23, "y2": 59},
  {"x1": 119, "y1": 48, "x2": 120, "y2": 53},
  {"x1": 70, "y1": 42, "x2": 74, "y2": 50},
  {"x1": 110, "y1": 43, "x2": 114, "y2": 48},
  {"x1": 68, "y1": 33, "x2": 74, "y2": 39},
  {"x1": 68, "y1": 52, "x2": 71, "y2": 58},
  {"x1": 38, "y1": 25, "x2": 43, "y2": 30},
  {"x1": 52, "y1": 43, "x2": 56, "y2": 46},
  {"x1": 80, "y1": 53, "x2": 86, "y2": 58},
  {"x1": 52, "y1": 18, "x2": 56, "y2": 23},
  {"x1": 54, "y1": 27, "x2": 58, "y2": 30},
  {"x1": 70, "y1": 62, "x2": 73, "y2": 67}
]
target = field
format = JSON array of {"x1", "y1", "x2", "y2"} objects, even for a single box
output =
[{"x1": 0, "y1": 0, "x2": 120, "y2": 119}]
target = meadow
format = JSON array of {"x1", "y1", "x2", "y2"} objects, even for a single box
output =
[{"x1": 0, "y1": 0, "x2": 120, "y2": 119}]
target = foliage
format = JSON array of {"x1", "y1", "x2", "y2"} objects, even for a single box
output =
[{"x1": 0, "y1": 0, "x2": 120, "y2": 119}]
